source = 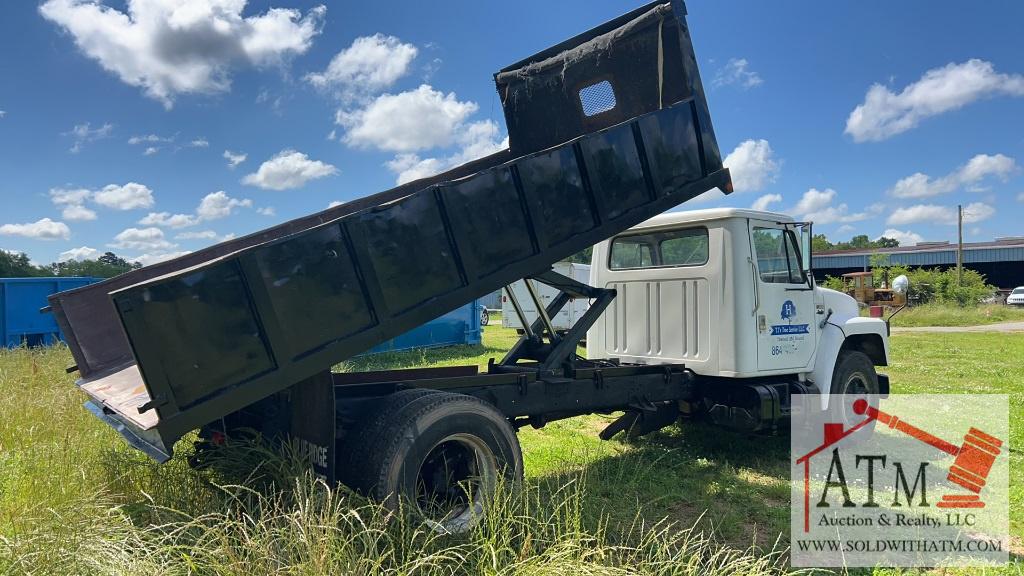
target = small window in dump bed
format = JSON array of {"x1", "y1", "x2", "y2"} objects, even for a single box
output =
[
  {"x1": 609, "y1": 227, "x2": 709, "y2": 270},
  {"x1": 579, "y1": 80, "x2": 617, "y2": 117}
]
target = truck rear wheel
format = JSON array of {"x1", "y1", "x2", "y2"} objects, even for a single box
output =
[
  {"x1": 343, "y1": 391, "x2": 522, "y2": 533},
  {"x1": 829, "y1": 350, "x2": 879, "y2": 431}
]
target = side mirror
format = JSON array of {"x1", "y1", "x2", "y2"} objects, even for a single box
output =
[
  {"x1": 799, "y1": 223, "x2": 813, "y2": 279},
  {"x1": 892, "y1": 274, "x2": 909, "y2": 295}
]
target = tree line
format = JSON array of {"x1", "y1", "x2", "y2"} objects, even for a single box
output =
[
  {"x1": 811, "y1": 233, "x2": 899, "y2": 252},
  {"x1": 0, "y1": 250, "x2": 141, "y2": 279}
]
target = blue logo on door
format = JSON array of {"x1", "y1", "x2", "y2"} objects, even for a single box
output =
[
  {"x1": 781, "y1": 300, "x2": 797, "y2": 322},
  {"x1": 772, "y1": 299, "x2": 809, "y2": 335}
]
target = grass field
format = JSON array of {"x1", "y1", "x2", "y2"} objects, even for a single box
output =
[
  {"x1": 869, "y1": 303, "x2": 1024, "y2": 327},
  {"x1": 1, "y1": 324, "x2": 1021, "y2": 574}
]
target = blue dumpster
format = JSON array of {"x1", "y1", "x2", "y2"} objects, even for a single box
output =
[
  {"x1": 359, "y1": 299, "x2": 482, "y2": 355},
  {"x1": 1, "y1": 277, "x2": 100, "y2": 347}
]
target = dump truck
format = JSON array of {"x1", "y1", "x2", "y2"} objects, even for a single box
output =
[{"x1": 47, "y1": 1, "x2": 890, "y2": 532}]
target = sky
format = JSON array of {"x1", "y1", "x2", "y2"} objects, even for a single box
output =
[{"x1": 1, "y1": 0, "x2": 1023, "y2": 266}]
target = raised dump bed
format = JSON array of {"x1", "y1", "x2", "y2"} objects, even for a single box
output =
[{"x1": 49, "y1": 0, "x2": 730, "y2": 461}]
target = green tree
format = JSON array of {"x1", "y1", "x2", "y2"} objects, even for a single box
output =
[
  {"x1": 814, "y1": 233, "x2": 901, "y2": 251},
  {"x1": 565, "y1": 246, "x2": 593, "y2": 265},
  {"x1": 50, "y1": 252, "x2": 141, "y2": 278},
  {"x1": 0, "y1": 250, "x2": 53, "y2": 277},
  {"x1": 811, "y1": 234, "x2": 833, "y2": 252}
]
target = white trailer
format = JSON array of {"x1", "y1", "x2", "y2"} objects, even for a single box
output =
[{"x1": 502, "y1": 261, "x2": 591, "y2": 332}]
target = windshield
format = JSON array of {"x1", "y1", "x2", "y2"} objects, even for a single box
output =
[{"x1": 1013, "y1": 288, "x2": 1024, "y2": 295}]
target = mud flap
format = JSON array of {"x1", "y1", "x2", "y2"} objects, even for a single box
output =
[{"x1": 289, "y1": 371, "x2": 338, "y2": 483}]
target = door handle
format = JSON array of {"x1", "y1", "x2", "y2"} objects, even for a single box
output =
[{"x1": 748, "y1": 256, "x2": 759, "y2": 315}]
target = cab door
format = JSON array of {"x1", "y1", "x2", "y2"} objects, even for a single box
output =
[{"x1": 749, "y1": 221, "x2": 816, "y2": 371}]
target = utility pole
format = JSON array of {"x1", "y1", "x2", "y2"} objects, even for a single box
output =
[{"x1": 957, "y1": 204, "x2": 963, "y2": 287}]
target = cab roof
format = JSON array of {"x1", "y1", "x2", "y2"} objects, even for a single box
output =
[{"x1": 628, "y1": 207, "x2": 795, "y2": 231}]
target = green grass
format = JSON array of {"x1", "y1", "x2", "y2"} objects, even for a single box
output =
[
  {"x1": 874, "y1": 303, "x2": 1024, "y2": 327},
  {"x1": 1, "y1": 325, "x2": 1021, "y2": 574}
]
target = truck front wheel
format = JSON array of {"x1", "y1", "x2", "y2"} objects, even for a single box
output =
[
  {"x1": 343, "y1": 391, "x2": 522, "y2": 533},
  {"x1": 829, "y1": 350, "x2": 879, "y2": 430}
]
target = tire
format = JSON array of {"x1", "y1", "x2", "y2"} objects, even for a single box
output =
[
  {"x1": 480, "y1": 308, "x2": 490, "y2": 327},
  {"x1": 828, "y1": 350, "x2": 880, "y2": 434},
  {"x1": 343, "y1": 391, "x2": 522, "y2": 533},
  {"x1": 341, "y1": 389, "x2": 445, "y2": 484}
]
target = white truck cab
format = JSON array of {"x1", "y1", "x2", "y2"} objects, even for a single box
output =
[{"x1": 587, "y1": 208, "x2": 890, "y2": 414}]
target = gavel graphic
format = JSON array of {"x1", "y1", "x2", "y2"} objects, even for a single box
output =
[{"x1": 852, "y1": 399, "x2": 1003, "y2": 509}]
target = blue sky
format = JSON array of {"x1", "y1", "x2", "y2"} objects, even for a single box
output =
[{"x1": 1, "y1": 0, "x2": 1023, "y2": 266}]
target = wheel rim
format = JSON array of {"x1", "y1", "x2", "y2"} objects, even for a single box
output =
[
  {"x1": 843, "y1": 372, "x2": 869, "y2": 396},
  {"x1": 840, "y1": 372, "x2": 874, "y2": 427},
  {"x1": 414, "y1": 433, "x2": 497, "y2": 532}
]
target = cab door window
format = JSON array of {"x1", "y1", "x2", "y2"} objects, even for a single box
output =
[
  {"x1": 609, "y1": 237, "x2": 653, "y2": 269},
  {"x1": 753, "y1": 227, "x2": 804, "y2": 284}
]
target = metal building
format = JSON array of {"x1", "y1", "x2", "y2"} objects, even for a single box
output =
[{"x1": 812, "y1": 238, "x2": 1024, "y2": 289}]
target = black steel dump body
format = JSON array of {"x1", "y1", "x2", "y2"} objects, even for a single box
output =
[{"x1": 48, "y1": 0, "x2": 730, "y2": 461}]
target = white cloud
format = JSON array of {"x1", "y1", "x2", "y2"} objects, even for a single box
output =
[
  {"x1": 138, "y1": 212, "x2": 198, "y2": 228},
  {"x1": 92, "y1": 182, "x2": 155, "y2": 210},
  {"x1": 1017, "y1": 192, "x2": 1024, "y2": 203},
  {"x1": 962, "y1": 202, "x2": 996, "y2": 223},
  {"x1": 223, "y1": 149, "x2": 247, "y2": 168},
  {"x1": 722, "y1": 139, "x2": 780, "y2": 193},
  {"x1": 794, "y1": 188, "x2": 835, "y2": 216},
  {"x1": 256, "y1": 206, "x2": 276, "y2": 216},
  {"x1": 0, "y1": 110, "x2": 6, "y2": 118},
  {"x1": 886, "y1": 204, "x2": 951, "y2": 226},
  {"x1": 110, "y1": 227, "x2": 175, "y2": 251},
  {"x1": 327, "y1": 200, "x2": 343, "y2": 208},
  {"x1": 750, "y1": 193, "x2": 782, "y2": 212},
  {"x1": 51, "y1": 183, "x2": 154, "y2": 218},
  {"x1": 175, "y1": 230, "x2": 218, "y2": 240},
  {"x1": 886, "y1": 202, "x2": 994, "y2": 226},
  {"x1": 712, "y1": 58, "x2": 762, "y2": 89},
  {"x1": 879, "y1": 228, "x2": 923, "y2": 246},
  {"x1": 128, "y1": 133, "x2": 172, "y2": 145},
  {"x1": 137, "y1": 191, "x2": 252, "y2": 229},
  {"x1": 61, "y1": 204, "x2": 98, "y2": 221},
  {"x1": 307, "y1": 33, "x2": 417, "y2": 102},
  {"x1": 59, "y1": 245, "x2": 99, "y2": 261},
  {"x1": 242, "y1": 149, "x2": 338, "y2": 190},
  {"x1": 49, "y1": 187, "x2": 97, "y2": 221},
  {"x1": 890, "y1": 153, "x2": 1017, "y2": 198},
  {"x1": 386, "y1": 154, "x2": 446, "y2": 185},
  {"x1": 189, "y1": 138, "x2": 209, "y2": 148},
  {"x1": 384, "y1": 119, "x2": 508, "y2": 184},
  {"x1": 793, "y1": 188, "x2": 883, "y2": 225},
  {"x1": 0, "y1": 218, "x2": 71, "y2": 240},
  {"x1": 66, "y1": 121, "x2": 112, "y2": 153},
  {"x1": 846, "y1": 59, "x2": 1024, "y2": 142},
  {"x1": 39, "y1": 0, "x2": 326, "y2": 108},
  {"x1": 338, "y1": 84, "x2": 478, "y2": 152},
  {"x1": 143, "y1": 146, "x2": 160, "y2": 156},
  {"x1": 132, "y1": 250, "x2": 191, "y2": 266},
  {"x1": 835, "y1": 224, "x2": 856, "y2": 235},
  {"x1": 49, "y1": 187, "x2": 92, "y2": 206},
  {"x1": 196, "y1": 191, "x2": 252, "y2": 220}
]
